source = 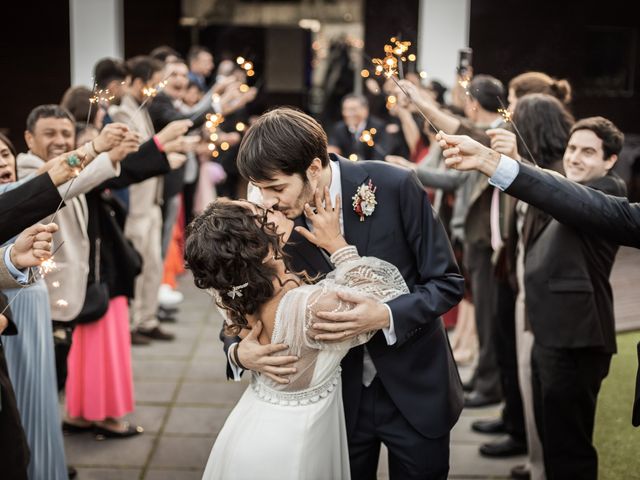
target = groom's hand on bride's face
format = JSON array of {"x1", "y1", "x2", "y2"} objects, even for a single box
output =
[
  {"x1": 312, "y1": 290, "x2": 390, "y2": 342},
  {"x1": 237, "y1": 321, "x2": 299, "y2": 384}
]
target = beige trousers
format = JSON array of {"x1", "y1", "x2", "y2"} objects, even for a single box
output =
[{"x1": 125, "y1": 206, "x2": 163, "y2": 331}]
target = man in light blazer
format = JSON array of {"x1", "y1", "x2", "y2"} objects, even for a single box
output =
[{"x1": 18, "y1": 105, "x2": 130, "y2": 321}]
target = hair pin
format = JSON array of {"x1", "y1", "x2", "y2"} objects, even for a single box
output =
[{"x1": 227, "y1": 282, "x2": 249, "y2": 299}]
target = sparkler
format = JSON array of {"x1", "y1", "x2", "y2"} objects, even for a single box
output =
[
  {"x1": 0, "y1": 241, "x2": 65, "y2": 316},
  {"x1": 128, "y1": 74, "x2": 172, "y2": 127},
  {"x1": 205, "y1": 113, "x2": 226, "y2": 158},
  {"x1": 359, "y1": 128, "x2": 377, "y2": 147},
  {"x1": 89, "y1": 89, "x2": 115, "y2": 106},
  {"x1": 370, "y1": 37, "x2": 442, "y2": 133},
  {"x1": 496, "y1": 97, "x2": 538, "y2": 166},
  {"x1": 236, "y1": 56, "x2": 255, "y2": 78}
]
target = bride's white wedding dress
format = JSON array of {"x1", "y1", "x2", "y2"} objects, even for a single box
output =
[{"x1": 202, "y1": 246, "x2": 409, "y2": 480}]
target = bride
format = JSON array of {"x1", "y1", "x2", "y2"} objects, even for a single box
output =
[{"x1": 184, "y1": 190, "x2": 409, "y2": 480}]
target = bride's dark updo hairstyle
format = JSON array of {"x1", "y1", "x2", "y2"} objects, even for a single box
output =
[{"x1": 185, "y1": 200, "x2": 296, "y2": 335}]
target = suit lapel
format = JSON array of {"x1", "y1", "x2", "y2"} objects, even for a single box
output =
[{"x1": 337, "y1": 157, "x2": 373, "y2": 255}]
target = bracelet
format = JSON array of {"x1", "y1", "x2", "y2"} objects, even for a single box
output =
[
  {"x1": 232, "y1": 343, "x2": 246, "y2": 370},
  {"x1": 153, "y1": 135, "x2": 165, "y2": 152},
  {"x1": 91, "y1": 140, "x2": 103, "y2": 155},
  {"x1": 82, "y1": 141, "x2": 97, "y2": 160}
]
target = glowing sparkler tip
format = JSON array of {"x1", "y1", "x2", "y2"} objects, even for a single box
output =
[
  {"x1": 498, "y1": 107, "x2": 512, "y2": 122},
  {"x1": 39, "y1": 258, "x2": 58, "y2": 277}
]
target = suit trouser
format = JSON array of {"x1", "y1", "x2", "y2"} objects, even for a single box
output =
[
  {"x1": 494, "y1": 279, "x2": 526, "y2": 443},
  {"x1": 531, "y1": 344, "x2": 611, "y2": 480},
  {"x1": 348, "y1": 377, "x2": 450, "y2": 480},
  {"x1": 515, "y1": 289, "x2": 545, "y2": 480},
  {"x1": 125, "y1": 207, "x2": 163, "y2": 331},
  {"x1": 464, "y1": 243, "x2": 501, "y2": 398}
]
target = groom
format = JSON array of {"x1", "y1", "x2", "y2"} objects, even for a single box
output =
[{"x1": 223, "y1": 107, "x2": 464, "y2": 479}]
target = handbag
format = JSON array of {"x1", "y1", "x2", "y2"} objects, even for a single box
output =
[
  {"x1": 74, "y1": 238, "x2": 110, "y2": 324},
  {"x1": 100, "y1": 191, "x2": 142, "y2": 292}
]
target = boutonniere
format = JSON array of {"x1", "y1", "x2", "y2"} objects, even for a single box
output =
[{"x1": 352, "y1": 180, "x2": 377, "y2": 222}]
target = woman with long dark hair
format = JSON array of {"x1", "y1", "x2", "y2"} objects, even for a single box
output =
[{"x1": 488, "y1": 92, "x2": 574, "y2": 480}]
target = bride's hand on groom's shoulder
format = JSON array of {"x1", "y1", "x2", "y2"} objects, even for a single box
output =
[{"x1": 295, "y1": 187, "x2": 348, "y2": 254}]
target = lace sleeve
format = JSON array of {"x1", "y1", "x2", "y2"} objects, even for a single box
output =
[{"x1": 303, "y1": 246, "x2": 410, "y2": 351}]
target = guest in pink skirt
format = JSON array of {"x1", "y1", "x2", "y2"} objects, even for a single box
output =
[{"x1": 64, "y1": 296, "x2": 143, "y2": 438}]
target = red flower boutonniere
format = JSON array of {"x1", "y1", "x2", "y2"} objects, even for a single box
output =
[{"x1": 352, "y1": 180, "x2": 377, "y2": 222}]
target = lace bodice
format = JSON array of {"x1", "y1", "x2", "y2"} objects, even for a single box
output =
[{"x1": 253, "y1": 246, "x2": 409, "y2": 404}]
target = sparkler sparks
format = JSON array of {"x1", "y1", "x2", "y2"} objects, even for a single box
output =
[
  {"x1": 143, "y1": 79, "x2": 169, "y2": 99},
  {"x1": 359, "y1": 128, "x2": 377, "y2": 147},
  {"x1": 205, "y1": 113, "x2": 226, "y2": 158},
  {"x1": 496, "y1": 97, "x2": 537, "y2": 166},
  {"x1": 38, "y1": 257, "x2": 57, "y2": 277},
  {"x1": 236, "y1": 57, "x2": 256, "y2": 77},
  {"x1": 497, "y1": 107, "x2": 512, "y2": 123},
  {"x1": 370, "y1": 45, "x2": 440, "y2": 134},
  {"x1": 89, "y1": 88, "x2": 115, "y2": 105}
]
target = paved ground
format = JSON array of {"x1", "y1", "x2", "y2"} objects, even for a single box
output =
[{"x1": 63, "y1": 247, "x2": 640, "y2": 479}]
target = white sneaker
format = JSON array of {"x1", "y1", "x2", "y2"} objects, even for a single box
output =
[{"x1": 158, "y1": 284, "x2": 184, "y2": 307}]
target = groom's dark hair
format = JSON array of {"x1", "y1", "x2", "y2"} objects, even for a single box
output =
[{"x1": 237, "y1": 107, "x2": 331, "y2": 182}]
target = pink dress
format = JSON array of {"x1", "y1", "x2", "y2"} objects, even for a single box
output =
[{"x1": 66, "y1": 296, "x2": 135, "y2": 420}]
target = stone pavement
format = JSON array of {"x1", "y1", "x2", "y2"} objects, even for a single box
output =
[{"x1": 63, "y1": 247, "x2": 640, "y2": 479}]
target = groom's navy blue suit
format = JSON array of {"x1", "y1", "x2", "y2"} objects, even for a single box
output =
[{"x1": 224, "y1": 155, "x2": 464, "y2": 478}]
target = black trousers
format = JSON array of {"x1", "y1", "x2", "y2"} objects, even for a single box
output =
[
  {"x1": 464, "y1": 243, "x2": 501, "y2": 398},
  {"x1": 494, "y1": 279, "x2": 526, "y2": 443},
  {"x1": 531, "y1": 343, "x2": 611, "y2": 480},
  {"x1": 348, "y1": 377, "x2": 450, "y2": 480}
]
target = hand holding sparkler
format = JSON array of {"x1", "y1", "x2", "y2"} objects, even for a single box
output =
[
  {"x1": 437, "y1": 131, "x2": 502, "y2": 177},
  {"x1": 155, "y1": 119, "x2": 193, "y2": 147},
  {"x1": 211, "y1": 75, "x2": 237, "y2": 96},
  {"x1": 219, "y1": 83, "x2": 257, "y2": 116},
  {"x1": 487, "y1": 128, "x2": 520, "y2": 160},
  {"x1": 164, "y1": 135, "x2": 200, "y2": 154},
  {"x1": 166, "y1": 152, "x2": 188, "y2": 170},
  {"x1": 10, "y1": 223, "x2": 59, "y2": 268},
  {"x1": 108, "y1": 132, "x2": 141, "y2": 163},
  {"x1": 92, "y1": 123, "x2": 129, "y2": 154},
  {"x1": 45, "y1": 151, "x2": 89, "y2": 185}
]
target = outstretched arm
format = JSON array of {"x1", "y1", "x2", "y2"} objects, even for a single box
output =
[{"x1": 438, "y1": 131, "x2": 640, "y2": 248}]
